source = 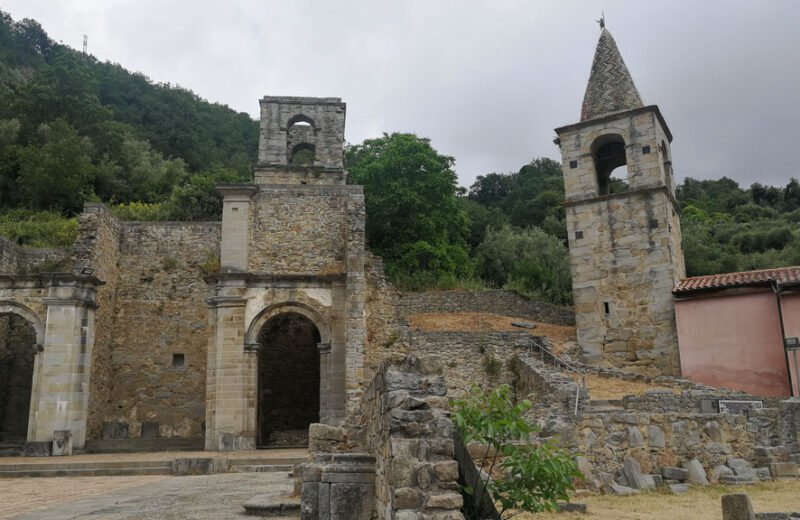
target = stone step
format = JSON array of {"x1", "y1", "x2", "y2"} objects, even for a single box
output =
[
  {"x1": 589, "y1": 399, "x2": 624, "y2": 408},
  {"x1": 243, "y1": 495, "x2": 300, "y2": 517},
  {"x1": 85, "y1": 438, "x2": 204, "y2": 453},
  {"x1": 0, "y1": 454, "x2": 306, "y2": 478},
  {"x1": 0, "y1": 464, "x2": 172, "y2": 478},
  {"x1": 235, "y1": 464, "x2": 295, "y2": 473}
]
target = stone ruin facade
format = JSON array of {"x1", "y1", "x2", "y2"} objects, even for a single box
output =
[
  {"x1": 0, "y1": 96, "x2": 369, "y2": 453},
  {"x1": 0, "y1": 25, "x2": 798, "y2": 520}
]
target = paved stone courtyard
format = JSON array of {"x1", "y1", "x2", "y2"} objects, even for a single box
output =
[{"x1": 1, "y1": 472, "x2": 294, "y2": 519}]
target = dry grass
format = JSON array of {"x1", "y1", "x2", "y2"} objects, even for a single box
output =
[
  {"x1": 513, "y1": 481, "x2": 800, "y2": 519},
  {"x1": 406, "y1": 312, "x2": 576, "y2": 346},
  {"x1": 582, "y1": 373, "x2": 677, "y2": 401}
]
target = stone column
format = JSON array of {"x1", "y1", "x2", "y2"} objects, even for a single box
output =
[
  {"x1": 217, "y1": 184, "x2": 258, "y2": 272},
  {"x1": 317, "y1": 342, "x2": 331, "y2": 424},
  {"x1": 28, "y1": 277, "x2": 99, "y2": 451},
  {"x1": 205, "y1": 285, "x2": 254, "y2": 451}
]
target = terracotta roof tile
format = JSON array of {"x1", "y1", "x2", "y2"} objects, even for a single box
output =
[{"x1": 674, "y1": 266, "x2": 800, "y2": 294}]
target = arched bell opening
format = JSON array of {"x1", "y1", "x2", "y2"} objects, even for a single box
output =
[
  {"x1": 256, "y1": 312, "x2": 321, "y2": 447},
  {"x1": 591, "y1": 134, "x2": 628, "y2": 196}
]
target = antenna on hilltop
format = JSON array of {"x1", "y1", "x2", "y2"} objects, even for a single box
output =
[
  {"x1": 82, "y1": 34, "x2": 88, "y2": 54},
  {"x1": 596, "y1": 12, "x2": 605, "y2": 29}
]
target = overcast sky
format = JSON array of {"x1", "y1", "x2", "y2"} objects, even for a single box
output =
[{"x1": 4, "y1": 1, "x2": 800, "y2": 190}]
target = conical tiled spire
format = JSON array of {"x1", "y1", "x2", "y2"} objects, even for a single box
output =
[{"x1": 581, "y1": 28, "x2": 644, "y2": 121}]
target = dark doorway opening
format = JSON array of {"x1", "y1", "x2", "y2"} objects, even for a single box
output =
[
  {"x1": 257, "y1": 312, "x2": 320, "y2": 447},
  {"x1": 0, "y1": 313, "x2": 36, "y2": 444}
]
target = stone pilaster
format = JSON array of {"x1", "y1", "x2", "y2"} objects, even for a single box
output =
[
  {"x1": 205, "y1": 282, "x2": 254, "y2": 451},
  {"x1": 217, "y1": 185, "x2": 258, "y2": 273},
  {"x1": 27, "y1": 276, "x2": 100, "y2": 450}
]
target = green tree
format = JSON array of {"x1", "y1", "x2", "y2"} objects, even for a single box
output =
[
  {"x1": 16, "y1": 119, "x2": 95, "y2": 213},
  {"x1": 475, "y1": 225, "x2": 572, "y2": 305},
  {"x1": 346, "y1": 133, "x2": 470, "y2": 285},
  {"x1": 451, "y1": 385, "x2": 579, "y2": 518}
]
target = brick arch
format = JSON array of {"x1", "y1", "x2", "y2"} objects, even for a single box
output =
[
  {"x1": 0, "y1": 302, "x2": 44, "y2": 347},
  {"x1": 245, "y1": 302, "x2": 330, "y2": 349}
]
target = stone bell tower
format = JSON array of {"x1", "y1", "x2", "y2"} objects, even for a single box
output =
[{"x1": 554, "y1": 28, "x2": 685, "y2": 375}]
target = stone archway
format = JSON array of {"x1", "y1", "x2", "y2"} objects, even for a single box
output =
[
  {"x1": 0, "y1": 312, "x2": 38, "y2": 444},
  {"x1": 256, "y1": 312, "x2": 321, "y2": 447}
]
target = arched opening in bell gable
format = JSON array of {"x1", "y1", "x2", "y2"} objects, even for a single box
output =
[
  {"x1": 591, "y1": 134, "x2": 629, "y2": 196},
  {"x1": 289, "y1": 143, "x2": 316, "y2": 166},
  {"x1": 257, "y1": 312, "x2": 320, "y2": 447},
  {"x1": 0, "y1": 313, "x2": 37, "y2": 444}
]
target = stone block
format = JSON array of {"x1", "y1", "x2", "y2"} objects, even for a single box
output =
[
  {"x1": 608, "y1": 483, "x2": 638, "y2": 496},
  {"x1": 330, "y1": 482, "x2": 374, "y2": 520},
  {"x1": 52, "y1": 430, "x2": 72, "y2": 456},
  {"x1": 623, "y1": 456, "x2": 655, "y2": 490},
  {"x1": 647, "y1": 425, "x2": 665, "y2": 448},
  {"x1": 711, "y1": 465, "x2": 735, "y2": 483},
  {"x1": 557, "y1": 502, "x2": 588, "y2": 513},
  {"x1": 172, "y1": 457, "x2": 213, "y2": 476},
  {"x1": 425, "y1": 492, "x2": 463, "y2": 510},
  {"x1": 102, "y1": 421, "x2": 129, "y2": 440},
  {"x1": 394, "y1": 487, "x2": 423, "y2": 510},
  {"x1": 728, "y1": 458, "x2": 754, "y2": 476},
  {"x1": 141, "y1": 422, "x2": 159, "y2": 439},
  {"x1": 721, "y1": 493, "x2": 756, "y2": 520},
  {"x1": 669, "y1": 483, "x2": 690, "y2": 494},
  {"x1": 23, "y1": 441, "x2": 51, "y2": 457},
  {"x1": 770, "y1": 462, "x2": 798, "y2": 478},
  {"x1": 628, "y1": 427, "x2": 644, "y2": 447},
  {"x1": 683, "y1": 459, "x2": 709, "y2": 486},
  {"x1": 575, "y1": 456, "x2": 594, "y2": 480},
  {"x1": 661, "y1": 467, "x2": 688, "y2": 481}
]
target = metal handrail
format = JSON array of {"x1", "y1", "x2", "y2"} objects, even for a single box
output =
[{"x1": 527, "y1": 337, "x2": 586, "y2": 415}]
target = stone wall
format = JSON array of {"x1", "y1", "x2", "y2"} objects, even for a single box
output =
[
  {"x1": 359, "y1": 356, "x2": 464, "y2": 520},
  {"x1": 393, "y1": 330, "x2": 530, "y2": 397},
  {"x1": 538, "y1": 406, "x2": 795, "y2": 479},
  {"x1": 103, "y1": 221, "x2": 220, "y2": 439},
  {"x1": 396, "y1": 289, "x2": 575, "y2": 326},
  {"x1": 512, "y1": 353, "x2": 587, "y2": 414},
  {"x1": 364, "y1": 254, "x2": 401, "y2": 382},
  {"x1": 248, "y1": 186, "x2": 355, "y2": 274},
  {"x1": 0, "y1": 238, "x2": 19, "y2": 273},
  {"x1": 72, "y1": 203, "x2": 121, "y2": 439},
  {"x1": 0, "y1": 237, "x2": 69, "y2": 275}
]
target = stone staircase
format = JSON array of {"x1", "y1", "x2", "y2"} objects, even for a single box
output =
[{"x1": 0, "y1": 452, "x2": 306, "y2": 478}]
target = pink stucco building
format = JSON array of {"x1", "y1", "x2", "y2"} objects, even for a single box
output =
[{"x1": 674, "y1": 266, "x2": 800, "y2": 397}]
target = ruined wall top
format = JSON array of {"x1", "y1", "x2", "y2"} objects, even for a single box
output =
[{"x1": 256, "y1": 96, "x2": 346, "y2": 185}]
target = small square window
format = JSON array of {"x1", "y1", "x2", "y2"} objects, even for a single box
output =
[
  {"x1": 574, "y1": 230, "x2": 584, "y2": 240},
  {"x1": 642, "y1": 145, "x2": 651, "y2": 154},
  {"x1": 172, "y1": 353, "x2": 185, "y2": 368},
  {"x1": 569, "y1": 160, "x2": 578, "y2": 169},
  {"x1": 649, "y1": 219, "x2": 659, "y2": 229}
]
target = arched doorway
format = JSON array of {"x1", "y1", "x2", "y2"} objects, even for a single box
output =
[
  {"x1": 0, "y1": 313, "x2": 37, "y2": 444},
  {"x1": 257, "y1": 312, "x2": 320, "y2": 447}
]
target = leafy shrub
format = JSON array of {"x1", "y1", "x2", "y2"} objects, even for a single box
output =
[
  {"x1": 451, "y1": 385, "x2": 579, "y2": 518},
  {"x1": 110, "y1": 201, "x2": 172, "y2": 221},
  {"x1": 0, "y1": 209, "x2": 77, "y2": 247},
  {"x1": 475, "y1": 225, "x2": 572, "y2": 305}
]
